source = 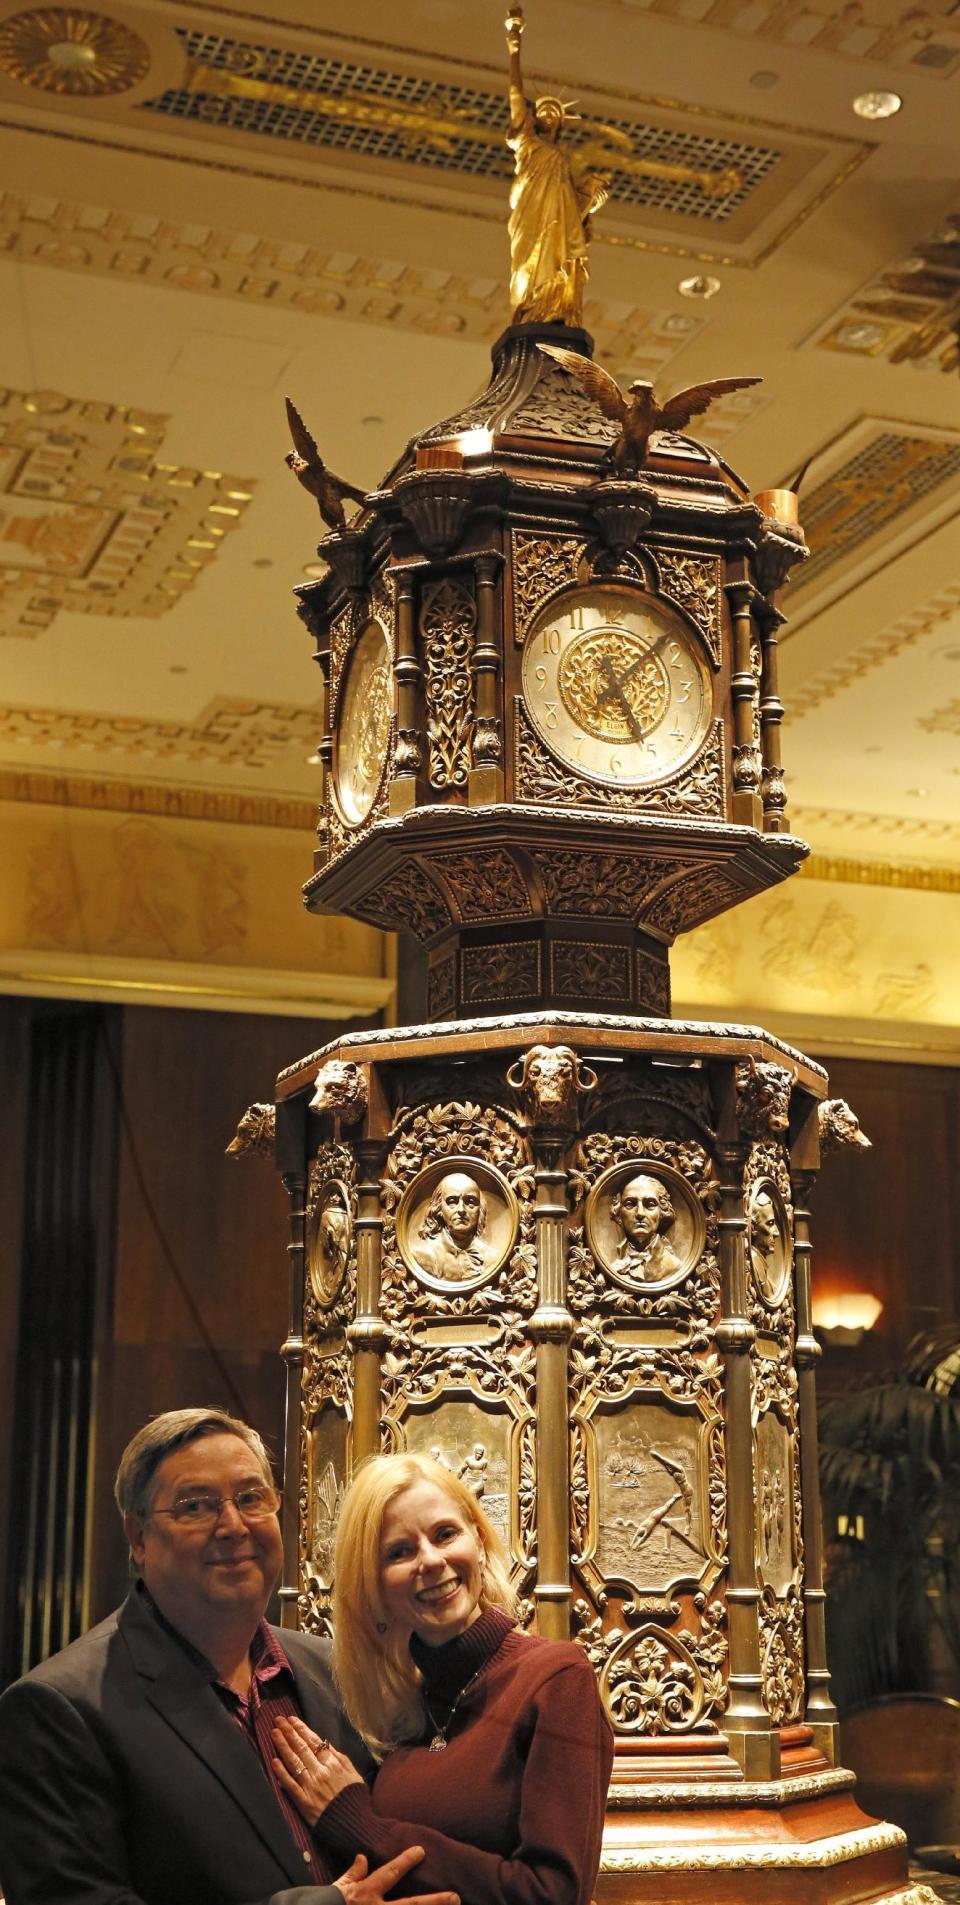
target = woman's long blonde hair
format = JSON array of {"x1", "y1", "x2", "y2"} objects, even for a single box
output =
[{"x1": 332, "y1": 1451, "x2": 517, "y2": 1756}]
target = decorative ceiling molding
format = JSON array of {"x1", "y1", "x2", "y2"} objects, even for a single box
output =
[
  {"x1": 0, "y1": 7, "x2": 150, "y2": 93},
  {"x1": 785, "y1": 581, "x2": 960, "y2": 715},
  {"x1": 918, "y1": 697, "x2": 960, "y2": 736},
  {"x1": 0, "y1": 766, "x2": 316, "y2": 828},
  {"x1": 598, "y1": 0, "x2": 960, "y2": 75},
  {"x1": 0, "y1": 189, "x2": 722, "y2": 384},
  {"x1": 788, "y1": 419, "x2": 960, "y2": 607},
  {"x1": 801, "y1": 854, "x2": 960, "y2": 894},
  {"x1": 0, "y1": 382, "x2": 254, "y2": 635},
  {"x1": 792, "y1": 802, "x2": 960, "y2": 848},
  {"x1": 0, "y1": 696, "x2": 321, "y2": 766},
  {"x1": 811, "y1": 211, "x2": 960, "y2": 373}
]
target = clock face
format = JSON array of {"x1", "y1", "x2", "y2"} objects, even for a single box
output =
[
  {"x1": 521, "y1": 584, "x2": 712, "y2": 785},
  {"x1": 333, "y1": 617, "x2": 392, "y2": 825}
]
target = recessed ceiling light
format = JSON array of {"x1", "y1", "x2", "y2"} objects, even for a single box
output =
[
  {"x1": 306, "y1": 752, "x2": 323, "y2": 766},
  {"x1": 852, "y1": 89, "x2": 902, "y2": 119},
  {"x1": 678, "y1": 274, "x2": 721, "y2": 300},
  {"x1": 749, "y1": 69, "x2": 780, "y2": 89},
  {"x1": 169, "y1": 664, "x2": 188, "y2": 675},
  {"x1": 907, "y1": 786, "x2": 929, "y2": 798},
  {"x1": 252, "y1": 556, "x2": 273, "y2": 569},
  {"x1": 302, "y1": 561, "x2": 328, "y2": 579},
  {"x1": 361, "y1": 415, "x2": 384, "y2": 427}
]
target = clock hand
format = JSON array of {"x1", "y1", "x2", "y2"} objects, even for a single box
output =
[
  {"x1": 616, "y1": 626, "x2": 674, "y2": 688},
  {"x1": 598, "y1": 653, "x2": 644, "y2": 742}
]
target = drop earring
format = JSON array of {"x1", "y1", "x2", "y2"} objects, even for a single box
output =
[{"x1": 376, "y1": 1620, "x2": 387, "y2": 1634}]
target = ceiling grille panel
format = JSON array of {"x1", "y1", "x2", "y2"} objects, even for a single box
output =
[{"x1": 138, "y1": 30, "x2": 782, "y2": 225}]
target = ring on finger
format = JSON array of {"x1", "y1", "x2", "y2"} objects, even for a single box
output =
[{"x1": 292, "y1": 1758, "x2": 306, "y2": 1778}]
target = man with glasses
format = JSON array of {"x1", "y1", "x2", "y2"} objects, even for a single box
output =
[{"x1": 0, "y1": 1408, "x2": 461, "y2": 1905}]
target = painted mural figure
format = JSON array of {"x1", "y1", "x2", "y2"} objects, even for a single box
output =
[
  {"x1": 412, "y1": 1171, "x2": 495, "y2": 1281},
  {"x1": 609, "y1": 1174, "x2": 682, "y2": 1282}
]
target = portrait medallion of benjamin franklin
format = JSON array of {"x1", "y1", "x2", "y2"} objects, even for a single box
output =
[{"x1": 396, "y1": 1155, "x2": 518, "y2": 1293}]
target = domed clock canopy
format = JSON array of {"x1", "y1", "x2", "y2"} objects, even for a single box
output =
[{"x1": 295, "y1": 317, "x2": 807, "y2": 1021}]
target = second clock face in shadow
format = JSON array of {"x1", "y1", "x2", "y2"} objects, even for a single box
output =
[{"x1": 333, "y1": 615, "x2": 392, "y2": 825}]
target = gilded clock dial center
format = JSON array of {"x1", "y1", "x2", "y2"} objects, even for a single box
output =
[
  {"x1": 333, "y1": 616, "x2": 392, "y2": 826},
  {"x1": 522, "y1": 584, "x2": 712, "y2": 787}
]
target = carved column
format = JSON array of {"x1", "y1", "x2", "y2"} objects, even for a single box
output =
[
  {"x1": 348, "y1": 1137, "x2": 389, "y2": 1463},
  {"x1": 791, "y1": 1115, "x2": 840, "y2": 1758},
  {"x1": 712, "y1": 1066, "x2": 775, "y2": 1777},
  {"x1": 469, "y1": 549, "x2": 505, "y2": 805},
  {"x1": 529, "y1": 1136, "x2": 573, "y2": 1641},
  {"x1": 276, "y1": 1095, "x2": 308, "y2": 1627},
  {"x1": 725, "y1": 576, "x2": 762, "y2": 831},
  {"x1": 389, "y1": 567, "x2": 423, "y2": 815},
  {"x1": 757, "y1": 602, "x2": 789, "y2": 834}
]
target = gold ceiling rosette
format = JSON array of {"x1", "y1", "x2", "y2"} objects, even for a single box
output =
[{"x1": 0, "y1": 7, "x2": 150, "y2": 94}]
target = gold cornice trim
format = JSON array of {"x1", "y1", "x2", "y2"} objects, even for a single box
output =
[
  {"x1": 801, "y1": 854, "x2": 960, "y2": 894},
  {"x1": 600, "y1": 1820, "x2": 905, "y2": 1870},
  {"x1": 0, "y1": 768, "x2": 315, "y2": 830}
]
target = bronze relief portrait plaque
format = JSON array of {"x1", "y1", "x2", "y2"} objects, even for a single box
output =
[
  {"x1": 396, "y1": 1155, "x2": 519, "y2": 1293},
  {"x1": 306, "y1": 1176, "x2": 352, "y2": 1310},
  {"x1": 754, "y1": 1408, "x2": 795, "y2": 1596},
  {"x1": 592, "y1": 1401, "x2": 709, "y2": 1597},
  {"x1": 585, "y1": 1161, "x2": 704, "y2": 1294},
  {"x1": 398, "y1": 1398, "x2": 514, "y2": 1557},
  {"x1": 747, "y1": 1177, "x2": 790, "y2": 1307},
  {"x1": 307, "y1": 1405, "x2": 348, "y2": 1586}
]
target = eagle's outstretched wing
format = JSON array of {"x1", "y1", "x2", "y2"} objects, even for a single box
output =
[
  {"x1": 657, "y1": 375, "x2": 761, "y2": 432},
  {"x1": 537, "y1": 344, "x2": 629, "y2": 425},
  {"x1": 285, "y1": 394, "x2": 321, "y2": 465}
]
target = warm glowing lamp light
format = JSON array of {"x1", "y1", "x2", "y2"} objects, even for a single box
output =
[
  {"x1": 458, "y1": 427, "x2": 494, "y2": 457},
  {"x1": 812, "y1": 1292, "x2": 883, "y2": 1347}
]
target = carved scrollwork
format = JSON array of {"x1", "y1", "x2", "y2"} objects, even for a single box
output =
[
  {"x1": 426, "y1": 951, "x2": 457, "y2": 1021},
  {"x1": 361, "y1": 863, "x2": 451, "y2": 940},
  {"x1": 643, "y1": 864, "x2": 744, "y2": 941},
  {"x1": 576, "y1": 1599, "x2": 728, "y2": 1734},
  {"x1": 419, "y1": 575, "x2": 477, "y2": 790},
  {"x1": 428, "y1": 849, "x2": 528, "y2": 921},
  {"x1": 656, "y1": 551, "x2": 722, "y2": 668},
  {"x1": 461, "y1": 939, "x2": 541, "y2": 1004},
  {"x1": 511, "y1": 531, "x2": 585, "y2": 644},
  {"x1": 759, "y1": 1586, "x2": 805, "y2": 1726},
  {"x1": 635, "y1": 947, "x2": 671, "y2": 1017},
  {"x1": 532, "y1": 850, "x2": 678, "y2": 921},
  {"x1": 328, "y1": 603, "x2": 355, "y2": 709},
  {"x1": 552, "y1": 939, "x2": 631, "y2": 1000},
  {"x1": 515, "y1": 704, "x2": 725, "y2": 819},
  {"x1": 508, "y1": 369, "x2": 620, "y2": 447}
]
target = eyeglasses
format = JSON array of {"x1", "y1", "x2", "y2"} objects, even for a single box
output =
[{"x1": 149, "y1": 1484, "x2": 281, "y2": 1529}]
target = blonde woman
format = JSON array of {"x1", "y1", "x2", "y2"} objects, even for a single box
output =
[{"x1": 272, "y1": 1452, "x2": 612, "y2": 1905}]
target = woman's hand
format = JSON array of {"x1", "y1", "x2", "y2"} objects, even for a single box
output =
[{"x1": 272, "y1": 1716, "x2": 364, "y2": 1826}]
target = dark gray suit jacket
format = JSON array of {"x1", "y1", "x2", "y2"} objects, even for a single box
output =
[{"x1": 0, "y1": 1587, "x2": 371, "y2": 1905}]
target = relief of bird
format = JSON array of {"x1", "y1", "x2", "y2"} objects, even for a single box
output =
[
  {"x1": 538, "y1": 344, "x2": 762, "y2": 473},
  {"x1": 284, "y1": 395, "x2": 368, "y2": 530}
]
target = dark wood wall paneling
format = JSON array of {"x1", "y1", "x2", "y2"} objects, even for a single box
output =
[{"x1": 809, "y1": 1058, "x2": 960, "y2": 1396}]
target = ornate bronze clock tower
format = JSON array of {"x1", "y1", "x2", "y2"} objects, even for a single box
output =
[{"x1": 243, "y1": 18, "x2": 930, "y2": 1905}]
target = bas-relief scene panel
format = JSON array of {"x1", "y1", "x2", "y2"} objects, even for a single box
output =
[
  {"x1": 306, "y1": 1405, "x2": 349, "y2": 1586},
  {"x1": 591, "y1": 1402, "x2": 709, "y2": 1596},
  {"x1": 398, "y1": 1399, "x2": 512, "y2": 1557},
  {"x1": 754, "y1": 1408, "x2": 795, "y2": 1598}
]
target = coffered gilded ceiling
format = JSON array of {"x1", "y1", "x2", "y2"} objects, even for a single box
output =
[{"x1": 0, "y1": 0, "x2": 958, "y2": 1039}]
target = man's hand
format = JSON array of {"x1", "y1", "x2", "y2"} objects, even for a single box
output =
[{"x1": 334, "y1": 1849, "x2": 459, "y2": 1905}]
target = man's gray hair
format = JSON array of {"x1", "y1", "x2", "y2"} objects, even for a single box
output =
[{"x1": 114, "y1": 1407, "x2": 273, "y2": 1520}]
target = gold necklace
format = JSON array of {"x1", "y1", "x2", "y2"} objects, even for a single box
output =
[{"x1": 422, "y1": 1661, "x2": 487, "y2": 1753}]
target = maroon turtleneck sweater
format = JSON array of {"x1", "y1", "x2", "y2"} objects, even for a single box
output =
[{"x1": 316, "y1": 1608, "x2": 613, "y2": 1905}]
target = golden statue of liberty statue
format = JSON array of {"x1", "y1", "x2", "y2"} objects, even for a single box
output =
[{"x1": 505, "y1": 7, "x2": 612, "y2": 327}]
